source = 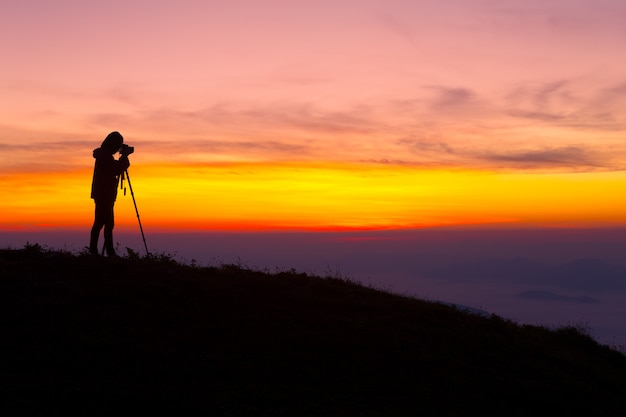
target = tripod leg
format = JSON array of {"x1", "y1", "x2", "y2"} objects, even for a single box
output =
[{"x1": 124, "y1": 169, "x2": 150, "y2": 256}]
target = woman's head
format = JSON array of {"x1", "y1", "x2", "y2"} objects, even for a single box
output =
[{"x1": 101, "y1": 131, "x2": 124, "y2": 153}]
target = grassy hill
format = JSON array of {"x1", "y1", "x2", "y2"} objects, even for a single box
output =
[{"x1": 1, "y1": 244, "x2": 625, "y2": 416}]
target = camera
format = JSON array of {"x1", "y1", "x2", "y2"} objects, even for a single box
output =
[{"x1": 120, "y1": 144, "x2": 134, "y2": 156}]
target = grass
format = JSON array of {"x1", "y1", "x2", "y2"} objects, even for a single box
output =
[{"x1": 1, "y1": 244, "x2": 625, "y2": 416}]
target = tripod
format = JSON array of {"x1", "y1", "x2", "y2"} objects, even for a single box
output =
[{"x1": 120, "y1": 169, "x2": 150, "y2": 256}]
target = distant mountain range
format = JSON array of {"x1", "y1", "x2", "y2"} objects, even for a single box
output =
[
  {"x1": 516, "y1": 290, "x2": 599, "y2": 304},
  {"x1": 422, "y1": 257, "x2": 626, "y2": 292}
]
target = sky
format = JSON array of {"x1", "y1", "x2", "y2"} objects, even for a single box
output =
[
  {"x1": 1, "y1": 1, "x2": 626, "y2": 345},
  {"x1": 2, "y1": 0, "x2": 626, "y2": 231}
]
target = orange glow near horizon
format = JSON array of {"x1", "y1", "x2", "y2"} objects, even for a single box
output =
[{"x1": 2, "y1": 162, "x2": 626, "y2": 233}]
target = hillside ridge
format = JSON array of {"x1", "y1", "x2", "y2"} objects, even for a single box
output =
[{"x1": 1, "y1": 245, "x2": 625, "y2": 416}]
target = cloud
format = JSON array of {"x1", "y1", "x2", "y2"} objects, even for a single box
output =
[
  {"x1": 99, "y1": 101, "x2": 382, "y2": 138},
  {"x1": 82, "y1": 101, "x2": 389, "y2": 163},
  {"x1": 506, "y1": 110, "x2": 567, "y2": 123},
  {"x1": 0, "y1": 143, "x2": 102, "y2": 175},
  {"x1": 394, "y1": 135, "x2": 624, "y2": 171},
  {"x1": 591, "y1": 82, "x2": 626, "y2": 116},
  {"x1": 486, "y1": 1, "x2": 623, "y2": 36},
  {"x1": 0, "y1": 141, "x2": 86, "y2": 152},
  {"x1": 238, "y1": 103, "x2": 380, "y2": 135},
  {"x1": 398, "y1": 138, "x2": 455, "y2": 154},
  {"x1": 6, "y1": 73, "x2": 626, "y2": 173},
  {"x1": 477, "y1": 145, "x2": 607, "y2": 170},
  {"x1": 505, "y1": 79, "x2": 626, "y2": 131},
  {"x1": 427, "y1": 86, "x2": 477, "y2": 109},
  {"x1": 132, "y1": 138, "x2": 313, "y2": 161},
  {"x1": 603, "y1": 82, "x2": 626, "y2": 96},
  {"x1": 532, "y1": 80, "x2": 571, "y2": 106}
]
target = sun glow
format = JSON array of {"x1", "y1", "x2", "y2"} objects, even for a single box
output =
[{"x1": 1, "y1": 162, "x2": 625, "y2": 232}]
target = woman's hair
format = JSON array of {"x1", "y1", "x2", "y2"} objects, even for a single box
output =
[{"x1": 101, "y1": 131, "x2": 124, "y2": 153}]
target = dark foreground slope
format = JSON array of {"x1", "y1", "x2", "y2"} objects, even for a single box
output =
[{"x1": 1, "y1": 246, "x2": 625, "y2": 416}]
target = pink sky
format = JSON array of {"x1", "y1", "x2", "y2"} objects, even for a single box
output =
[
  {"x1": 2, "y1": 0, "x2": 626, "y2": 171},
  {"x1": 2, "y1": 0, "x2": 626, "y2": 233},
  {"x1": 3, "y1": 1, "x2": 626, "y2": 346}
]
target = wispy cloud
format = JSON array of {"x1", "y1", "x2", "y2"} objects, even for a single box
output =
[
  {"x1": 393, "y1": 137, "x2": 625, "y2": 171},
  {"x1": 0, "y1": 138, "x2": 99, "y2": 172},
  {"x1": 505, "y1": 79, "x2": 626, "y2": 131},
  {"x1": 5, "y1": 73, "x2": 626, "y2": 173},
  {"x1": 88, "y1": 101, "x2": 382, "y2": 137},
  {"x1": 132, "y1": 138, "x2": 314, "y2": 162},
  {"x1": 398, "y1": 138, "x2": 455, "y2": 155},
  {"x1": 428, "y1": 86, "x2": 477, "y2": 110},
  {"x1": 477, "y1": 146, "x2": 607, "y2": 171}
]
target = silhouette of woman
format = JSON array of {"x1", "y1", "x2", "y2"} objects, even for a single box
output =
[{"x1": 89, "y1": 131, "x2": 130, "y2": 257}]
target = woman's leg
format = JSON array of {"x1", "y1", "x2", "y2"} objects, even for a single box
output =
[{"x1": 103, "y1": 202, "x2": 116, "y2": 257}]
